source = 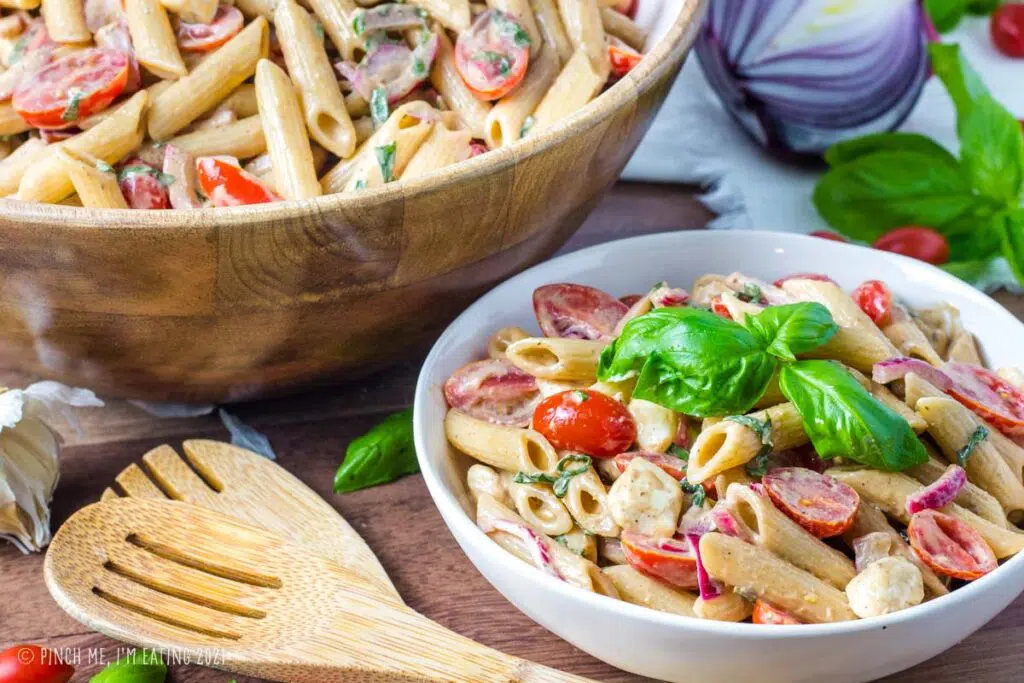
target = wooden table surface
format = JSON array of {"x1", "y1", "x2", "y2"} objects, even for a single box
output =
[{"x1": 3, "y1": 183, "x2": 1024, "y2": 683}]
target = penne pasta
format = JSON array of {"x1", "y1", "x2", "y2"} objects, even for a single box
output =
[
  {"x1": 0, "y1": 138, "x2": 48, "y2": 197},
  {"x1": 694, "y1": 592, "x2": 753, "y2": 623},
  {"x1": 528, "y1": 0, "x2": 570, "y2": 63},
  {"x1": 306, "y1": 0, "x2": 361, "y2": 60},
  {"x1": 602, "y1": 565, "x2": 697, "y2": 616},
  {"x1": 466, "y1": 463, "x2": 512, "y2": 507},
  {"x1": 556, "y1": 0, "x2": 605, "y2": 71},
  {"x1": 530, "y1": 48, "x2": 608, "y2": 132},
  {"x1": 553, "y1": 526, "x2": 597, "y2": 562},
  {"x1": 627, "y1": 398, "x2": 678, "y2": 453},
  {"x1": 409, "y1": 0, "x2": 470, "y2": 31},
  {"x1": 501, "y1": 471, "x2": 574, "y2": 536},
  {"x1": 505, "y1": 337, "x2": 605, "y2": 382},
  {"x1": 563, "y1": 466, "x2": 619, "y2": 537},
  {"x1": 168, "y1": 114, "x2": 266, "y2": 159},
  {"x1": 41, "y1": 0, "x2": 90, "y2": 43},
  {"x1": 401, "y1": 120, "x2": 473, "y2": 180},
  {"x1": 254, "y1": 58, "x2": 322, "y2": 199},
  {"x1": 487, "y1": 326, "x2": 530, "y2": 360},
  {"x1": 946, "y1": 330, "x2": 983, "y2": 365},
  {"x1": 124, "y1": 0, "x2": 187, "y2": 78},
  {"x1": 0, "y1": 101, "x2": 32, "y2": 135},
  {"x1": 55, "y1": 146, "x2": 128, "y2": 208},
  {"x1": 687, "y1": 420, "x2": 764, "y2": 485},
  {"x1": 484, "y1": 44, "x2": 559, "y2": 148},
  {"x1": 599, "y1": 6, "x2": 645, "y2": 50},
  {"x1": 882, "y1": 304, "x2": 943, "y2": 366},
  {"x1": 445, "y1": 409, "x2": 559, "y2": 474},
  {"x1": 159, "y1": 0, "x2": 217, "y2": 23},
  {"x1": 429, "y1": 28, "x2": 491, "y2": 137}
]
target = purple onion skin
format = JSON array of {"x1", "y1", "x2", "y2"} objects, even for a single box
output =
[
  {"x1": 905, "y1": 465, "x2": 967, "y2": 515},
  {"x1": 695, "y1": 0, "x2": 931, "y2": 158}
]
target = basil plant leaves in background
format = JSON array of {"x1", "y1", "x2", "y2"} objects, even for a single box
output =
[
  {"x1": 814, "y1": 44, "x2": 1024, "y2": 287},
  {"x1": 926, "y1": 0, "x2": 1002, "y2": 33},
  {"x1": 600, "y1": 304, "x2": 927, "y2": 471}
]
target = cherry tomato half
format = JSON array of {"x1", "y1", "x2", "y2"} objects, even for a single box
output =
[
  {"x1": 12, "y1": 48, "x2": 129, "y2": 128},
  {"x1": 608, "y1": 39, "x2": 642, "y2": 79},
  {"x1": 614, "y1": 451, "x2": 685, "y2": 480},
  {"x1": 763, "y1": 467, "x2": 860, "y2": 538},
  {"x1": 454, "y1": 9, "x2": 530, "y2": 101},
  {"x1": 176, "y1": 4, "x2": 244, "y2": 52},
  {"x1": 620, "y1": 530, "x2": 698, "y2": 589},
  {"x1": 118, "y1": 159, "x2": 171, "y2": 209},
  {"x1": 873, "y1": 226, "x2": 950, "y2": 265},
  {"x1": 943, "y1": 362, "x2": 1024, "y2": 437},
  {"x1": 444, "y1": 358, "x2": 540, "y2": 427},
  {"x1": 196, "y1": 156, "x2": 280, "y2": 206},
  {"x1": 533, "y1": 283, "x2": 628, "y2": 340},
  {"x1": 851, "y1": 279, "x2": 893, "y2": 327},
  {"x1": 991, "y1": 4, "x2": 1024, "y2": 58},
  {"x1": 908, "y1": 509, "x2": 997, "y2": 581},
  {"x1": 532, "y1": 389, "x2": 636, "y2": 458},
  {"x1": 613, "y1": 0, "x2": 637, "y2": 18},
  {"x1": 809, "y1": 230, "x2": 847, "y2": 242},
  {"x1": 752, "y1": 599, "x2": 802, "y2": 625},
  {"x1": 0, "y1": 645, "x2": 74, "y2": 683},
  {"x1": 710, "y1": 296, "x2": 732, "y2": 319}
]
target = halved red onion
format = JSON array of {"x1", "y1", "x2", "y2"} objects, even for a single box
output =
[
  {"x1": 905, "y1": 465, "x2": 967, "y2": 516},
  {"x1": 872, "y1": 357, "x2": 953, "y2": 390},
  {"x1": 479, "y1": 518, "x2": 564, "y2": 581},
  {"x1": 686, "y1": 533, "x2": 722, "y2": 601},
  {"x1": 708, "y1": 502, "x2": 753, "y2": 543},
  {"x1": 337, "y1": 31, "x2": 438, "y2": 104}
]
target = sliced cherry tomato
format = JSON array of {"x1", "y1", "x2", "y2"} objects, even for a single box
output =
[
  {"x1": 710, "y1": 295, "x2": 732, "y2": 319},
  {"x1": 614, "y1": 451, "x2": 685, "y2": 480},
  {"x1": 444, "y1": 358, "x2": 540, "y2": 427},
  {"x1": 908, "y1": 509, "x2": 997, "y2": 580},
  {"x1": 0, "y1": 645, "x2": 75, "y2": 683},
  {"x1": 772, "y1": 273, "x2": 836, "y2": 288},
  {"x1": 992, "y1": 4, "x2": 1024, "y2": 58},
  {"x1": 454, "y1": 9, "x2": 530, "y2": 101},
  {"x1": 851, "y1": 279, "x2": 893, "y2": 327},
  {"x1": 873, "y1": 226, "x2": 950, "y2": 265},
  {"x1": 763, "y1": 467, "x2": 860, "y2": 538},
  {"x1": 613, "y1": 0, "x2": 637, "y2": 18},
  {"x1": 608, "y1": 39, "x2": 642, "y2": 79},
  {"x1": 943, "y1": 362, "x2": 1024, "y2": 437},
  {"x1": 532, "y1": 389, "x2": 636, "y2": 458},
  {"x1": 620, "y1": 530, "x2": 698, "y2": 589},
  {"x1": 752, "y1": 599, "x2": 802, "y2": 625},
  {"x1": 93, "y1": 21, "x2": 141, "y2": 93},
  {"x1": 12, "y1": 48, "x2": 128, "y2": 128},
  {"x1": 809, "y1": 230, "x2": 847, "y2": 242},
  {"x1": 196, "y1": 156, "x2": 280, "y2": 206},
  {"x1": 117, "y1": 159, "x2": 171, "y2": 210},
  {"x1": 533, "y1": 283, "x2": 628, "y2": 340},
  {"x1": 619, "y1": 294, "x2": 643, "y2": 307},
  {"x1": 176, "y1": 4, "x2": 244, "y2": 52}
]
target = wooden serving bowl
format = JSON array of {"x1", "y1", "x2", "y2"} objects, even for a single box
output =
[{"x1": 0, "y1": 0, "x2": 703, "y2": 402}]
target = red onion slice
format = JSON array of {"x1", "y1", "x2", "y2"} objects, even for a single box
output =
[
  {"x1": 853, "y1": 531, "x2": 892, "y2": 573},
  {"x1": 708, "y1": 503, "x2": 753, "y2": 543},
  {"x1": 872, "y1": 357, "x2": 953, "y2": 390},
  {"x1": 480, "y1": 518, "x2": 564, "y2": 581},
  {"x1": 686, "y1": 533, "x2": 722, "y2": 601},
  {"x1": 905, "y1": 465, "x2": 967, "y2": 516}
]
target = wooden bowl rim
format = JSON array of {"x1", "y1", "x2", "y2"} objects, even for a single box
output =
[{"x1": 0, "y1": 0, "x2": 705, "y2": 231}]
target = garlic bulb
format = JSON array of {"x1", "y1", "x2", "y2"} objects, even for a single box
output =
[{"x1": 0, "y1": 382, "x2": 103, "y2": 553}]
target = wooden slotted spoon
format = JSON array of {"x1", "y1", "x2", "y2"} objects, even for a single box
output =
[
  {"x1": 101, "y1": 439, "x2": 398, "y2": 599},
  {"x1": 45, "y1": 497, "x2": 593, "y2": 683}
]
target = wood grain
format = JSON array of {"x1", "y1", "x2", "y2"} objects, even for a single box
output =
[{"x1": 3, "y1": 184, "x2": 1023, "y2": 682}]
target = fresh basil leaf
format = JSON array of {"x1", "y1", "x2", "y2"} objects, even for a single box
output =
[
  {"x1": 90, "y1": 650, "x2": 166, "y2": 683},
  {"x1": 598, "y1": 308, "x2": 694, "y2": 381},
  {"x1": 334, "y1": 408, "x2": 418, "y2": 492},
  {"x1": 812, "y1": 149, "x2": 979, "y2": 242},
  {"x1": 824, "y1": 132, "x2": 956, "y2": 168},
  {"x1": 944, "y1": 210, "x2": 1004, "y2": 260},
  {"x1": 62, "y1": 89, "x2": 83, "y2": 122},
  {"x1": 928, "y1": 43, "x2": 990, "y2": 125},
  {"x1": 370, "y1": 87, "x2": 389, "y2": 127},
  {"x1": 959, "y1": 94, "x2": 1024, "y2": 204},
  {"x1": 779, "y1": 361, "x2": 927, "y2": 471},
  {"x1": 957, "y1": 425, "x2": 989, "y2": 466},
  {"x1": 965, "y1": 0, "x2": 999, "y2": 14},
  {"x1": 742, "y1": 302, "x2": 838, "y2": 362},
  {"x1": 513, "y1": 454, "x2": 591, "y2": 498},
  {"x1": 668, "y1": 443, "x2": 689, "y2": 461},
  {"x1": 680, "y1": 478, "x2": 705, "y2": 507},
  {"x1": 998, "y1": 208, "x2": 1024, "y2": 285},
  {"x1": 925, "y1": 0, "x2": 966, "y2": 32}
]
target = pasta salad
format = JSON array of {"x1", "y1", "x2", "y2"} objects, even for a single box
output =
[
  {"x1": 0, "y1": 0, "x2": 645, "y2": 208},
  {"x1": 442, "y1": 273, "x2": 1024, "y2": 624}
]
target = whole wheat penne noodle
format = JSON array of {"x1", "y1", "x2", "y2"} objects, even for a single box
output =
[
  {"x1": 841, "y1": 501, "x2": 948, "y2": 598},
  {"x1": 254, "y1": 58, "x2": 321, "y2": 199},
  {"x1": 713, "y1": 466, "x2": 756, "y2": 500},
  {"x1": 483, "y1": 44, "x2": 558, "y2": 148},
  {"x1": 409, "y1": 0, "x2": 469, "y2": 30},
  {"x1": 159, "y1": 0, "x2": 217, "y2": 22},
  {"x1": 500, "y1": 471, "x2": 574, "y2": 536},
  {"x1": 233, "y1": 0, "x2": 273, "y2": 18},
  {"x1": 487, "y1": 326, "x2": 530, "y2": 360},
  {"x1": 487, "y1": 0, "x2": 540, "y2": 56},
  {"x1": 913, "y1": 303, "x2": 963, "y2": 357},
  {"x1": 0, "y1": 101, "x2": 30, "y2": 135},
  {"x1": 168, "y1": 114, "x2": 266, "y2": 159},
  {"x1": 41, "y1": 0, "x2": 90, "y2": 42},
  {"x1": 148, "y1": 17, "x2": 269, "y2": 140},
  {"x1": 305, "y1": 0, "x2": 361, "y2": 61},
  {"x1": 466, "y1": 463, "x2": 511, "y2": 507},
  {"x1": 998, "y1": 367, "x2": 1024, "y2": 392},
  {"x1": 17, "y1": 91, "x2": 147, "y2": 203},
  {"x1": 564, "y1": 466, "x2": 618, "y2": 536},
  {"x1": 209, "y1": 83, "x2": 259, "y2": 119},
  {"x1": 55, "y1": 146, "x2": 127, "y2": 208},
  {"x1": 401, "y1": 122, "x2": 472, "y2": 180},
  {"x1": 351, "y1": 116, "x2": 374, "y2": 144},
  {"x1": 946, "y1": 330, "x2": 983, "y2": 365},
  {"x1": 505, "y1": 337, "x2": 604, "y2": 381},
  {"x1": 627, "y1": 398, "x2": 677, "y2": 453},
  {"x1": 694, "y1": 592, "x2": 753, "y2": 622},
  {"x1": 0, "y1": 138, "x2": 47, "y2": 197},
  {"x1": 781, "y1": 279, "x2": 899, "y2": 373},
  {"x1": 430, "y1": 29, "x2": 490, "y2": 137},
  {"x1": 699, "y1": 533, "x2": 856, "y2": 623},
  {"x1": 445, "y1": 409, "x2": 559, "y2": 474},
  {"x1": 725, "y1": 484, "x2": 856, "y2": 590},
  {"x1": 598, "y1": 536, "x2": 626, "y2": 564},
  {"x1": 915, "y1": 396, "x2": 1024, "y2": 519},
  {"x1": 599, "y1": 6, "x2": 644, "y2": 49},
  {"x1": 556, "y1": 0, "x2": 605, "y2": 70},
  {"x1": 124, "y1": 0, "x2": 186, "y2": 78},
  {"x1": 244, "y1": 143, "x2": 330, "y2": 194},
  {"x1": 882, "y1": 304, "x2": 943, "y2": 366},
  {"x1": 554, "y1": 526, "x2": 597, "y2": 562},
  {"x1": 826, "y1": 467, "x2": 1024, "y2": 558},
  {"x1": 476, "y1": 493, "x2": 619, "y2": 597},
  {"x1": 907, "y1": 453, "x2": 1007, "y2": 528},
  {"x1": 274, "y1": 0, "x2": 355, "y2": 158},
  {"x1": 602, "y1": 565, "x2": 696, "y2": 616},
  {"x1": 530, "y1": 48, "x2": 607, "y2": 132},
  {"x1": 341, "y1": 117, "x2": 434, "y2": 190},
  {"x1": 528, "y1": 0, "x2": 570, "y2": 62},
  {"x1": 687, "y1": 420, "x2": 764, "y2": 485}
]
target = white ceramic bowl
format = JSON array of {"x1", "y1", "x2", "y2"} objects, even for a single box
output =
[{"x1": 413, "y1": 230, "x2": 1024, "y2": 683}]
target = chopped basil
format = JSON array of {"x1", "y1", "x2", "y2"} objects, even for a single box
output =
[
  {"x1": 552, "y1": 534, "x2": 585, "y2": 556},
  {"x1": 62, "y1": 89, "x2": 83, "y2": 122},
  {"x1": 370, "y1": 87, "x2": 389, "y2": 127},
  {"x1": 725, "y1": 414, "x2": 774, "y2": 477},
  {"x1": 312, "y1": 19, "x2": 325, "y2": 40},
  {"x1": 957, "y1": 425, "x2": 989, "y2": 466},
  {"x1": 513, "y1": 454, "x2": 591, "y2": 498},
  {"x1": 650, "y1": 280, "x2": 668, "y2": 291},
  {"x1": 412, "y1": 57, "x2": 427, "y2": 76},
  {"x1": 352, "y1": 11, "x2": 366, "y2": 34},
  {"x1": 375, "y1": 140, "x2": 397, "y2": 182},
  {"x1": 741, "y1": 282, "x2": 763, "y2": 303},
  {"x1": 680, "y1": 478, "x2": 705, "y2": 507},
  {"x1": 354, "y1": 178, "x2": 367, "y2": 190},
  {"x1": 520, "y1": 115, "x2": 536, "y2": 138},
  {"x1": 668, "y1": 443, "x2": 689, "y2": 461},
  {"x1": 95, "y1": 160, "x2": 115, "y2": 174},
  {"x1": 573, "y1": 389, "x2": 589, "y2": 402}
]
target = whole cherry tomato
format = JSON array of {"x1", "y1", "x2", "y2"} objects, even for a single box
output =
[
  {"x1": 873, "y1": 226, "x2": 949, "y2": 265},
  {"x1": 0, "y1": 645, "x2": 74, "y2": 683},
  {"x1": 991, "y1": 4, "x2": 1024, "y2": 58},
  {"x1": 532, "y1": 389, "x2": 635, "y2": 458}
]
